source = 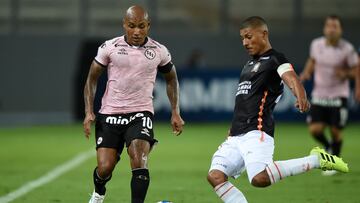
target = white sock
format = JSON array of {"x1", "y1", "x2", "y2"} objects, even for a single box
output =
[
  {"x1": 266, "y1": 155, "x2": 320, "y2": 184},
  {"x1": 214, "y1": 181, "x2": 248, "y2": 203}
]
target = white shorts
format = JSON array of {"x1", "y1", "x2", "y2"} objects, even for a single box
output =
[{"x1": 209, "y1": 130, "x2": 274, "y2": 183}]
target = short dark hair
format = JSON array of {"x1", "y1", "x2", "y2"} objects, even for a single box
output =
[
  {"x1": 325, "y1": 14, "x2": 342, "y2": 25},
  {"x1": 240, "y1": 16, "x2": 268, "y2": 30}
]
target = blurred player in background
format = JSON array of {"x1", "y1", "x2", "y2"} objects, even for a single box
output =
[
  {"x1": 206, "y1": 16, "x2": 349, "y2": 203},
  {"x1": 357, "y1": 46, "x2": 360, "y2": 101},
  {"x1": 83, "y1": 5, "x2": 184, "y2": 203},
  {"x1": 300, "y1": 15, "x2": 360, "y2": 175}
]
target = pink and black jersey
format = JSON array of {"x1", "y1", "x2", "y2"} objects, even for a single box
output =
[
  {"x1": 310, "y1": 37, "x2": 359, "y2": 99},
  {"x1": 94, "y1": 36, "x2": 173, "y2": 114}
]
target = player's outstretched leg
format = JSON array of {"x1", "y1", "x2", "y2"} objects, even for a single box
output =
[
  {"x1": 207, "y1": 170, "x2": 248, "y2": 203},
  {"x1": 262, "y1": 154, "x2": 320, "y2": 185},
  {"x1": 253, "y1": 147, "x2": 349, "y2": 186}
]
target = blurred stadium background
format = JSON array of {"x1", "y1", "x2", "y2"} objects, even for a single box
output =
[
  {"x1": 0, "y1": 0, "x2": 360, "y2": 202},
  {"x1": 1, "y1": 0, "x2": 360, "y2": 125}
]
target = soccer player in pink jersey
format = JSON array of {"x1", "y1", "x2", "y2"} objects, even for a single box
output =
[
  {"x1": 300, "y1": 15, "x2": 360, "y2": 175},
  {"x1": 83, "y1": 5, "x2": 184, "y2": 203}
]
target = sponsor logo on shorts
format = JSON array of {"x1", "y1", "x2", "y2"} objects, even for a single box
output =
[
  {"x1": 97, "y1": 137, "x2": 103, "y2": 145},
  {"x1": 105, "y1": 113, "x2": 144, "y2": 125},
  {"x1": 141, "y1": 128, "x2": 150, "y2": 136},
  {"x1": 144, "y1": 49, "x2": 156, "y2": 60}
]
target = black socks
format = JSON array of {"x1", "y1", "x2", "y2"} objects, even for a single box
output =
[
  {"x1": 331, "y1": 140, "x2": 343, "y2": 156},
  {"x1": 92, "y1": 167, "x2": 150, "y2": 202},
  {"x1": 313, "y1": 132, "x2": 343, "y2": 156},
  {"x1": 313, "y1": 132, "x2": 330, "y2": 151},
  {"x1": 131, "y1": 168, "x2": 150, "y2": 203},
  {"x1": 93, "y1": 167, "x2": 112, "y2": 195}
]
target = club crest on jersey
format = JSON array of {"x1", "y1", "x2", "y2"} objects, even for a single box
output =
[
  {"x1": 144, "y1": 49, "x2": 156, "y2": 60},
  {"x1": 252, "y1": 62, "x2": 261, "y2": 72}
]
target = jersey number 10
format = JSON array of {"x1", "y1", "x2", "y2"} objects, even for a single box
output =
[{"x1": 142, "y1": 117, "x2": 153, "y2": 129}]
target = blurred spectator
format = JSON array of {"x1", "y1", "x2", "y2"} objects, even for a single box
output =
[{"x1": 185, "y1": 49, "x2": 206, "y2": 69}]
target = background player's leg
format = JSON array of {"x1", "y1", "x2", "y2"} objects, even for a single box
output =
[
  {"x1": 322, "y1": 127, "x2": 342, "y2": 176},
  {"x1": 330, "y1": 126, "x2": 343, "y2": 156},
  {"x1": 93, "y1": 148, "x2": 118, "y2": 195},
  {"x1": 207, "y1": 170, "x2": 248, "y2": 203},
  {"x1": 309, "y1": 123, "x2": 329, "y2": 151},
  {"x1": 128, "y1": 139, "x2": 151, "y2": 203},
  {"x1": 328, "y1": 104, "x2": 347, "y2": 157}
]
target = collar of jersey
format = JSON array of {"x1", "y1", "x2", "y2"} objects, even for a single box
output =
[
  {"x1": 252, "y1": 48, "x2": 273, "y2": 60},
  {"x1": 124, "y1": 35, "x2": 149, "y2": 48}
]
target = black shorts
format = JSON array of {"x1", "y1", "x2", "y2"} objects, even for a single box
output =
[
  {"x1": 95, "y1": 111, "x2": 157, "y2": 154},
  {"x1": 307, "y1": 98, "x2": 348, "y2": 129}
]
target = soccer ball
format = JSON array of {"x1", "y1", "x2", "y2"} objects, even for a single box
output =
[{"x1": 157, "y1": 201, "x2": 173, "y2": 203}]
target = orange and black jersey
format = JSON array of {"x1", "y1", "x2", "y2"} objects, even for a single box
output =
[{"x1": 230, "y1": 49, "x2": 289, "y2": 137}]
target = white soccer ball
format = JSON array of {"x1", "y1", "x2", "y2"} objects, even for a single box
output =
[{"x1": 157, "y1": 201, "x2": 173, "y2": 203}]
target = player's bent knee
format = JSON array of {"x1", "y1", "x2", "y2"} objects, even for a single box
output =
[
  {"x1": 251, "y1": 173, "x2": 271, "y2": 188},
  {"x1": 130, "y1": 156, "x2": 147, "y2": 169},
  {"x1": 128, "y1": 139, "x2": 151, "y2": 168},
  {"x1": 309, "y1": 124, "x2": 324, "y2": 135},
  {"x1": 97, "y1": 162, "x2": 115, "y2": 178},
  {"x1": 207, "y1": 170, "x2": 227, "y2": 187}
]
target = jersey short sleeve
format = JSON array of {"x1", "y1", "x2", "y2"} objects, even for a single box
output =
[
  {"x1": 94, "y1": 41, "x2": 110, "y2": 67},
  {"x1": 346, "y1": 44, "x2": 359, "y2": 68},
  {"x1": 275, "y1": 52, "x2": 289, "y2": 66},
  {"x1": 310, "y1": 39, "x2": 316, "y2": 59},
  {"x1": 274, "y1": 52, "x2": 293, "y2": 77},
  {"x1": 158, "y1": 44, "x2": 172, "y2": 67}
]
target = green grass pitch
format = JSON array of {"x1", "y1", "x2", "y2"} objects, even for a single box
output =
[{"x1": 0, "y1": 122, "x2": 359, "y2": 203}]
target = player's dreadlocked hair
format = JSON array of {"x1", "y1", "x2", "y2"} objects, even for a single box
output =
[{"x1": 240, "y1": 16, "x2": 268, "y2": 30}]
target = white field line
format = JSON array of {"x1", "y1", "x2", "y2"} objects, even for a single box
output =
[{"x1": 0, "y1": 149, "x2": 95, "y2": 203}]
